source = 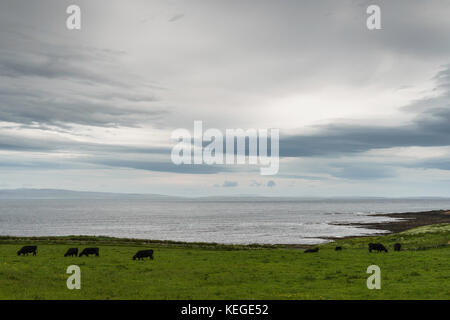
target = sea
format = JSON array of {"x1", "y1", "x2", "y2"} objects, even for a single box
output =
[{"x1": 1, "y1": 198, "x2": 449, "y2": 244}]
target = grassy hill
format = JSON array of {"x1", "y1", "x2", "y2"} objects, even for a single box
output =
[{"x1": 0, "y1": 224, "x2": 448, "y2": 299}]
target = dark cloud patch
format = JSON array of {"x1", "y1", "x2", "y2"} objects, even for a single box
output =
[
  {"x1": 408, "y1": 159, "x2": 450, "y2": 171},
  {"x1": 0, "y1": 158, "x2": 86, "y2": 170},
  {"x1": 0, "y1": 133, "x2": 57, "y2": 152},
  {"x1": 168, "y1": 14, "x2": 184, "y2": 22},
  {"x1": 280, "y1": 124, "x2": 430, "y2": 157},
  {"x1": 331, "y1": 164, "x2": 395, "y2": 180},
  {"x1": 277, "y1": 174, "x2": 328, "y2": 181},
  {"x1": 88, "y1": 159, "x2": 230, "y2": 174},
  {"x1": 220, "y1": 181, "x2": 239, "y2": 187},
  {"x1": 0, "y1": 93, "x2": 166, "y2": 128}
]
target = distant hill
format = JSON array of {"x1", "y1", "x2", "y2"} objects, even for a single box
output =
[
  {"x1": 1, "y1": 189, "x2": 448, "y2": 201},
  {"x1": 0, "y1": 189, "x2": 182, "y2": 200}
]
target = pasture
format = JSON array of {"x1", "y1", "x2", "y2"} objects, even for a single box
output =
[{"x1": 0, "y1": 224, "x2": 448, "y2": 299}]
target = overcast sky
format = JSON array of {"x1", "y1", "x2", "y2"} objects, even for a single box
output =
[{"x1": 1, "y1": 0, "x2": 450, "y2": 197}]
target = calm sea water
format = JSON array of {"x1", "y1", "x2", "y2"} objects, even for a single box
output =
[{"x1": 0, "y1": 198, "x2": 449, "y2": 244}]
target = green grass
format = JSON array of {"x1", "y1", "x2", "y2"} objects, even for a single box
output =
[{"x1": 0, "y1": 224, "x2": 449, "y2": 300}]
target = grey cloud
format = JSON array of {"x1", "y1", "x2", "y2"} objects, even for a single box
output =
[
  {"x1": 330, "y1": 164, "x2": 395, "y2": 180},
  {"x1": 88, "y1": 159, "x2": 229, "y2": 174},
  {"x1": 2, "y1": 0, "x2": 450, "y2": 131},
  {"x1": 220, "y1": 181, "x2": 238, "y2": 187},
  {"x1": 157, "y1": 0, "x2": 450, "y2": 99},
  {"x1": 0, "y1": 132, "x2": 171, "y2": 154},
  {"x1": 0, "y1": 29, "x2": 167, "y2": 128},
  {"x1": 0, "y1": 150, "x2": 230, "y2": 174},
  {"x1": 0, "y1": 130, "x2": 242, "y2": 174},
  {"x1": 0, "y1": 131, "x2": 230, "y2": 174},
  {"x1": 0, "y1": 133, "x2": 57, "y2": 152},
  {"x1": 406, "y1": 159, "x2": 450, "y2": 171},
  {"x1": 280, "y1": 65, "x2": 450, "y2": 157},
  {"x1": 0, "y1": 92, "x2": 166, "y2": 128},
  {"x1": 0, "y1": 158, "x2": 88, "y2": 170},
  {"x1": 277, "y1": 174, "x2": 328, "y2": 181},
  {"x1": 0, "y1": 30, "x2": 127, "y2": 86},
  {"x1": 267, "y1": 180, "x2": 276, "y2": 187}
]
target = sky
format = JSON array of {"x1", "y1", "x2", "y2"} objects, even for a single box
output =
[{"x1": 1, "y1": 0, "x2": 450, "y2": 197}]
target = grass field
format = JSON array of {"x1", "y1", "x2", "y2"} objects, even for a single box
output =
[{"x1": 0, "y1": 224, "x2": 449, "y2": 300}]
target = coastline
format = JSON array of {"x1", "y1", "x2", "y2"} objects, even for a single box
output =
[
  {"x1": 0, "y1": 209, "x2": 449, "y2": 249},
  {"x1": 333, "y1": 209, "x2": 450, "y2": 232},
  {"x1": 322, "y1": 209, "x2": 450, "y2": 241}
]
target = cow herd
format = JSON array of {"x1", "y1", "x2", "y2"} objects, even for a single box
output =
[
  {"x1": 16, "y1": 243, "x2": 402, "y2": 258},
  {"x1": 15, "y1": 246, "x2": 155, "y2": 260},
  {"x1": 304, "y1": 242, "x2": 402, "y2": 253}
]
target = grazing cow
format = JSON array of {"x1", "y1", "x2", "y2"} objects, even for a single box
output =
[
  {"x1": 304, "y1": 248, "x2": 319, "y2": 253},
  {"x1": 368, "y1": 243, "x2": 388, "y2": 253},
  {"x1": 133, "y1": 249, "x2": 154, "y2": 260},
  {"x1": 17, "y1": 246, "x2": 37, "y2": 256},
  {"x1": 79, "y1": 248, "x2": 99, "y2": 257},
  {"x1": 64, "y1": 248, "x2": 79, "y2": 257},
  {"x1": 394, "y1": 243, "x2": 402, "y2": 251},
  {"x1": 335, "y1": 246, "x2": 342, "y2": 251}
]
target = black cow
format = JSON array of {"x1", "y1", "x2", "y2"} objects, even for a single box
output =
[
  {"x1": 133, "y1": 249, "x2": 154, "y2": 260},
  {"x1": 79, "y1": 248, "x2": 99, "y2": 257},
  {"x1": 335, "y1": 246, "x2": 342, "y2": 251},
  {"x1": 368, "y1": 243, "x2": 388, "y2": 253},
  {"x1": 304, "y1": 248, "x2": 319, "y2": 253},
  {"x1": 394, "y1": 243, "x2": 402, "y2": 251},
  {"x1": 17, "y1": 246, "x2": 37, "y2": 256},
  {"x1": 64, "y1": 248, "x2": 79, "y2": 257}
]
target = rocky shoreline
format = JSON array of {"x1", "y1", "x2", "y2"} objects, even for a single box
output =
[{"x1": 325, "y1": 209, "x2": 450, "y2": 240}]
